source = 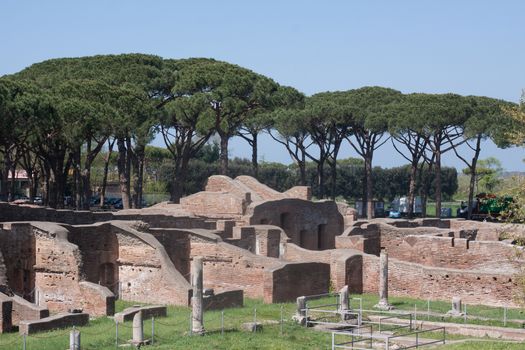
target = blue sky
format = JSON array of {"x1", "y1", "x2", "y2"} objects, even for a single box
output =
[{"x1": 1, "y1": 1, "x2": 524, "y2": 171}]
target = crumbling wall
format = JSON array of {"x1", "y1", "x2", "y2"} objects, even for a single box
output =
[
  {"x1": 282, "y1": 243, "x2": 361, "y2": 292},
  {"x1": 244, "y1": 199, "x2": 344, "y2": 250},
  {"x1": 389, "y1": 235, "x2": 521, "y2": 270},
  {"x1": 264, "y1": 262, "x2": 330, "y2": 303},
  {"x1": 362, "y1": 253, "x2": 519, "y2": 307},
  {"x1": 109, "y1": 222, "x2": 192, "y2": 306},
  {"x1": 30, "y1": 222, "x2": 114, "y2": 316},
  {"x1": 182, "y1": 228, "x2": 330, "y2": 302}
]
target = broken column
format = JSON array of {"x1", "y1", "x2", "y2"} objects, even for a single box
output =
[
  {"x1": 132, "y1": 311, "x2": 144, "y2": 345},
  {"x1": 447, "y1": 297, "x2": 463, "y2": 316},
  {"x1": 191, "y1": 256, "x2": 205, "y2": 335},
  {"x1": 292, "y1": 296, "x2": 308, "y2": 326},
  {"x1": 339, "y1": 285, "x2": 350, "y2": 321},
  {"x1": 69, "y1": 329, "x2": 80, "y2": 350},
  {"x1": 374, "y1": 248, "x2": 393, "y2": 310}
]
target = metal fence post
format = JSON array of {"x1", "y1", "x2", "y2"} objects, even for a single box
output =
[
  {"x1": 504, "y1": 306, "x2": 507, "y2": 327},
  {"x1": 331, "y1": 332, "x2": 335, "y2": 350},
  {"x1": 443, "y1": 327, "x2": 446, "y2": 344},
  {"x1": 463, "y1": 304, "x2": 467, "y2": 324},
  {"x1": 254, "y1": 308, "x2": 257, "y2": 332},
  {"x1": 280, "y1": 305, "x2": 284, "y2": 335},
  {"x1": 414, "y1": 304, "x2": 417, "y2": 326},
  {"x1": 427, "y1": 299, "x2": 430, "y2": 320},
  {"x1": 151, "y1": 316, "x2": 155, "y2": 345},
  {"x1": 23, "y1": 334, "x2": 26, "y2": 350},
  {"x1": 221, "y1": 310, "x2": 224, "y2": 336},
  {"x1": 189, "y1": 312, "x2": 193, "y2": 335},
  {"x1": 115, "y1": 320, "x2": 119, "y2": 349}
]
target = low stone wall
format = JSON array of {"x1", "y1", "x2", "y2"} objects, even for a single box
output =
[
  {"x1": 264, "y1": 262, "x2": 330, "y2": 303},
  {"x1": 0, "y1": 202, "x2": 214, "y2": 229},
  {"x1": 389, "y1": 235, "x2": 521, "y2": 270},
  {"x1": 282, "y1": 243, "x2": 361, "y2": 292},
  {"x1": 79, "y1": 282, "x2": 115, "y2": 316},
  {"x1": 362, "y1": 253, "x2": 519, "y2": 307},
  {"x1": 19, "y1": 312, "x2": 89, "y2": 335},
  {"x1": 0, "y1": 293, "x2": 12, "y2": 333},
  {"x1": 10, "y1": 295, "x2": 49, "y2": 326},
  {"x1": 204, "y1": 290, "x2": 244, "y2": 310}
]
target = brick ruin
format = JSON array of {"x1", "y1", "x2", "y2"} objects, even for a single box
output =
[{"x1": 0, "y1": 174, "x2": 523, "y2": 333}]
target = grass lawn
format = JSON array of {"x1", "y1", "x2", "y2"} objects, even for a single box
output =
[{"x1": 0, "y1": 295, "x2": 522, "y2": 349}]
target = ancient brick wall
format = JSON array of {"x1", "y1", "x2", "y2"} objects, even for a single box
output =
[
  {"x1": 0, "y1": 293, "x2": 12, "y2": 333},
  {"x1": 110, "y1": 223, "x2": 192, "y2": 306},
  {"x1": 0, "y1": 223, "x2": 35, "y2": 298},
  {"x1": 180, "y1": 192, "x2": 249, "y2": 218},
  {"x1": 362, "y1": 253, "x2": 519, "y2": 307},
  {"x1": 282, "y1": 243, "x2": 361, "y2": 291},
  {"x1": 148, "y1": 229, "x2": 191, "y2": 281},
  {"x1": 244, "y1": 199, "x2": 344, "y2": 250},
  {"x1": 264, "y1": 262, "x2": 330, "y2": 303},
  {"x1": 9, "y1": 295, "x2": 48, "y2": 326},
  {"x1": 388, "y1": 235, "x2": 521, "y2": 270},
  {"x1": 185, "y1": 230, "x2": 331, "y2": 302}
]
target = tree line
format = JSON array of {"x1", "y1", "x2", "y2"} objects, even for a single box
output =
[{"x1": 0, "y1": 54, "x2": 517, "y2": 218}]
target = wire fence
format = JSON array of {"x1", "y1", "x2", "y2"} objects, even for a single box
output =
[{"x1": 0, "y1": 305, "x2": 290, "y2": 349}]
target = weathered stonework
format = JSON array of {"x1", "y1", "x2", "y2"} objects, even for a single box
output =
[{"x1": 1, "y1": 175, "x2": 525, "y2": 334}]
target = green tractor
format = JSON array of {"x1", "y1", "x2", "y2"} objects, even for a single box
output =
[{"x1": 457, "y1": 193, "x2": 513, "y2": 221}]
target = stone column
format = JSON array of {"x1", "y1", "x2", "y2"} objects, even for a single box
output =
[
  {"x1": 192, "y1": 256, "x2": 205, "y2": 334},
  {"x1": 292, "y1": 296, "x2": 307, "y2": 325},
  {"x1": 69, "y1": 329, "x2": 80, "y2": 350},
  {"x1": 447, "y1": 297, "x2": 463, "y2": 316},
  {"x1": 374, "y1": 249, "x2": 393, "y2": 310},
  {"x1": 339, "y1": 285, "x2": 350, "y2": 321},
  {"x1": 132, "y1": 310, "x2": 144, "y2": 344}
]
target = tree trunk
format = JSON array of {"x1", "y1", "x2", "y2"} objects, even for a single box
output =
[
  {"x1": 252, "y1": 133, "x2": 258, "y2": 178},
  {"x1": 407, "y1": 161, "x2": 418, "y2": 219},
  {"x1": 30, "y1": 170, "x2": 38, "y2": 201},
  {"x1": 467, "y1": 135, "x2": 482, "y2": 220},
  {"x1": 219, "y1": 134, "x2": 229, "y2": 176},
  {"x1": 100, "y1": 139, "x2": 115, "y2": 207},
  {"x1": 170, "y1": 157, "x2": 189, "y2": 204},
  {"x1": 317, "y1": 161, "x2": 325, "y2": 199},
  {"x1": 9, "y1": 165, "x2": 16, "y2": 202},
  {"x1": 434, "y1": 150, "x2": 442, "y2": 218},
  {"x1": 117, "y1": 137, "x2": 131, "y2": 209},
  {"x1": 0, "y1": 158, "x2": 9, "y2": 201},
  {"x1": 73, "y1": 149, "x2": 82, "y2": 210},
  {"x1": 329, "y1": 160, "x2": 337, "y2": 200},
  {"x1": 365, "y1": 154, "x2": 374, "y2": 220}
]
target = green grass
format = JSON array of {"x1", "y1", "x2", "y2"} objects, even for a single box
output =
[{"x1": 0, "y1": 295, "x2": 523, "y2": 349}]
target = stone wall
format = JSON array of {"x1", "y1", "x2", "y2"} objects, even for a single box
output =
[
  {"x1": 388, "y1": 235, "x2": 521, "y2": 270},
  {"x1": 264, "y1": 262, "x2": 330, "y2": 303},
  {"x1": 0, "y1": 293, "x2": 12, "y2": 333},
  {"x1": 362, "y1": 253, "x2": 519, "y2": 307},
  {"x1": 282, "y1": 243, "x2": 361, "y2": 292},
  {"x1": 184, "y1": 229, "x2": 331, "y2": 302},
  {"x1": 9, "y1": 295, "x2": 48, "y2": 326},
  {"x1": 244, "y1": 199, "x2": 344, "y2": 250},
  {"x1": 0, "y1": 201, "x2": 215, "y2": 229}
]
